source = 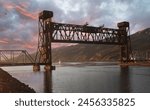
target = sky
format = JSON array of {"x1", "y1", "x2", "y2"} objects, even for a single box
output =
[{"x1": 0, "y1": 0, "x2": 150, "y2": 52}]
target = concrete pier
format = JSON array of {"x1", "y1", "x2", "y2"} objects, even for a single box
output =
[{"x1": 33, "y1": 64, "x2": 40, "y2": 71}]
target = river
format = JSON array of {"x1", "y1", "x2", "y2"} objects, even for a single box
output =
[{"x1": 2, "y1": 62, "x2": 150, "y2": 93}]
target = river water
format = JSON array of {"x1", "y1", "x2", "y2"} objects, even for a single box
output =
[{"x1": 2, "y1": 62, "x2": 150, "y2": 93}]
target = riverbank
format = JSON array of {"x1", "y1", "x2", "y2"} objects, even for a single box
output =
[{"x1": 0, "y1": 68, "x2": 35, "y2": 93}]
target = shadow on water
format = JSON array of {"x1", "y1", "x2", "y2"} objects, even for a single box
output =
[
  {"x1": 44, "y1": 70, "x2": 52, "y2": 93},
  {"x1": 120, "y1": 67, "x2": 131, "y2": 93}
]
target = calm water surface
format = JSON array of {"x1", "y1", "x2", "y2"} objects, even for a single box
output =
[{"x1": 2, "y1": 62, "x2": 150, "y2": 93}]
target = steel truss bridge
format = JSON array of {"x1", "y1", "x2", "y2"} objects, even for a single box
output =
[
  {"x1": 0, "y1": 50, "x2": 34, "y2": 66},
  {"x1": 0, "y1": 10, "x2": 149, "y2": 71},
  {"x1": 34, "y1": 10, "x2": 132, "y2": 70}
]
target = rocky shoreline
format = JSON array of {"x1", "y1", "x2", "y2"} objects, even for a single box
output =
[{"x1": 0, "y1": 68, "x2": 35, "y2": 93}]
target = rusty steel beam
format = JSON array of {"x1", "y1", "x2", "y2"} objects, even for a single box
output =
[
  {"x1": 50, "y1": 22, "x2": 123, "y2": 45},
  {"x1": 49, "y1": 22, "x2": 124, "y2": 45}
]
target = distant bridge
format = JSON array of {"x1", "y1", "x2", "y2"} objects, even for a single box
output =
[
  {"x1": 0, "y1": 50, "x2": 49, "y2": 67},
  {"x1": 0, "y1": 49, "x2": 56, "y2": 71},
  {"x1": 0, "y1": 50, "x2": 34, "y2": 66}
]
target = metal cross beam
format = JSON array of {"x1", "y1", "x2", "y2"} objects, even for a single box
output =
[{"x1": 49, "y1": 22, "x2": 124, "y2": 45}]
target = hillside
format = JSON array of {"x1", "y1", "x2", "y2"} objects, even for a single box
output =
[
  {"x1": 52, "y1": 28, "x2": 150, "y2": 62},
  {"x1": 52, "y1": 44, "x2": 119, "y2": 62},
  {"x1": 131, "y1": 28, "x2": 150, "y2": 51}
]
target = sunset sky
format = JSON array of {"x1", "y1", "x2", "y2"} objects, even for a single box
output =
[{"x1": 0, "y1": 0, "x2": 150, "y2": 52}]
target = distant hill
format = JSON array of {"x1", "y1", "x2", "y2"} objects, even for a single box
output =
[
  {"x1": 52, "y1": 28, "x2": 150, "y2": 62},
  {"x1": 52, "y1": 44, "x2": 119, "y2": 62},
  {"x1": 131, "y1": 28, "x2": 150, "y2": 51}
]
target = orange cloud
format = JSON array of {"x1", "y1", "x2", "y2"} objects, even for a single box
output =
[
  {"x1": 3, "y1": 2, "x2": 15, "y2": 11},
  {"x1": 0, "y1": 40, "x2": 9, "y2": 44},
  {"x1": 23, "y1": 44, "x2": 36, "y2": 49},
  {"x1": 15, "y1": 5, "x2": 38, "y2": 20},
  {"x1": 19, "y1": 2, "x2": 29, "y2": 9},
  {"x1": 3, "y1": 2, "x2": 38, "y2": 20}
]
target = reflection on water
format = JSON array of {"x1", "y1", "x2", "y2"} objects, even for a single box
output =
[
  {"x1": 44, "y1": 71, "x2": 52, "y2": 93},
  {"x1": 120, "y1": 67, "x2": 130, "y2": 93},
  {"x1": 2, "y1": 62, "x2": 150, "y2": 93}
]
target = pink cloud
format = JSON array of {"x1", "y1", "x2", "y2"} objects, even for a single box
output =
[
  {"x1": 0, "y1": 39, "x2": 9, "y2": 44},
  {"x1": 19, "y1": 2, "x2": 30, "y2": 9},
  {"x1": 3, "y1": 2, "x2": 15, "y2": 11},
  {"x1": 23, "y1": 44, "x2": 35, "y2": 49},
  {"x1": 15, "y1": 5, "x2": 38, "y2": 20},
  {"x1": 3, "y1": 2, "x2": 38, "y2": 20}
]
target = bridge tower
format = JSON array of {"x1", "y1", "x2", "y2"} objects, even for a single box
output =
[
  {"x1": 34, "y1": 10, "x2": 55, "y2": 71},
  {"x1": 117, "y1": 21, "x2": 132, "y2": 63}
]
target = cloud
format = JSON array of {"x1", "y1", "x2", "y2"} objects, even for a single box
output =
[
  {"x1": 0, "y1": 39, "x2": 8, "y2": 44},
  {"x1": 15, "y1": 5, "x2": 37, "y2": 20},
  {"x1": 125, "y1": 0, "x2": 150, "y2": 33},
  {"x1": 0, "y1": 0, "x2": 149, "y2": 52},
  {"x1": 2, "y1": 1, "x2": 38, "y2": 20},
  {"x1": 0, "y1": 0, "x2": 39, "y2": 52}
]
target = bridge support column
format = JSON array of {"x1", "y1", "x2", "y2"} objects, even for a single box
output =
[
  {"x1": 44, "y1": 65, "x2": 56, "y2": 71},
  {"x1": 44, "y1": 71, "x2": 52, "y2": 92},
  {"x1": 120, "y1": 64, "x2": 129, "y2": 68},
  {"x1": 35, "y1": 10, "x2": 55, "y2": 71},
  {"x1": 33, "y1": 64, "x2": 40, "y2": 71},
  {"x1": 117, "y1": 21, "x2": 132, "y2": 67}
]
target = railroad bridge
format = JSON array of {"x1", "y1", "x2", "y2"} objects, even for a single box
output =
[
  {"x1": 34, "y1": 10, "x2": 132, "y2": 71},
  {"x1": 0, "y1": 10, "x2": 149, "y2": 71}
]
